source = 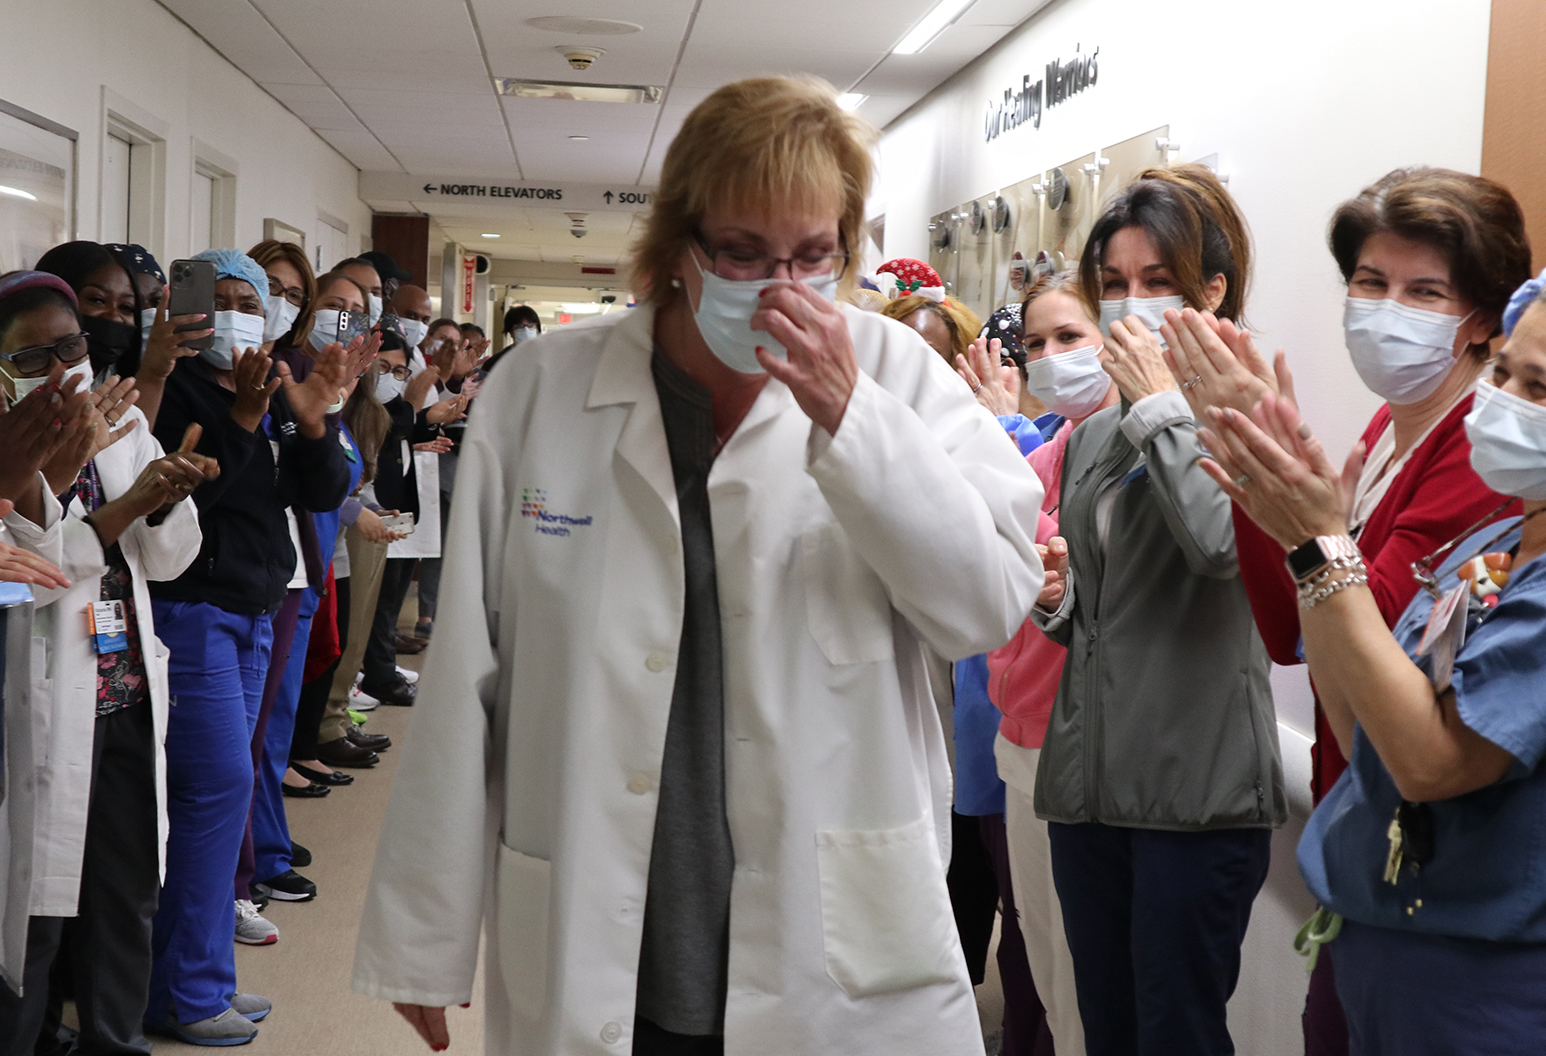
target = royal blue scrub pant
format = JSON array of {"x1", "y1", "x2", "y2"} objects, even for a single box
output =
[
  {"x1": 147, "y1": 601, "x2": 272, "y2": 1026},
  {"x1": 251, "y1": 586, "x2": 319, "y2": 885},
  {"x1": 1048, "y1": 822, "x2": 1271, "y2": 1056}
]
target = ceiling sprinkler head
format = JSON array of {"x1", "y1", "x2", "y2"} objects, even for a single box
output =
[{"x1": 560, "y1": 46, "x2": 606, "y2": 70}]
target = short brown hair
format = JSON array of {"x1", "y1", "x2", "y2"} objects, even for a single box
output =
[
  {"x1": 1328, "y1": 167, "x2": 1531, "y2": 343},
  {"x1": 1080, "y1": 164, "x2": 1252, "y2": 323},
  {"x1": 248, "y1": 240, "x2": 316, "y2": 348},
  {"x1": 880, "y1": 294, "x2": 982, "y2": 366},
  {"x1": 632, "y1": 76, "x2": 876, "y2": 305}
]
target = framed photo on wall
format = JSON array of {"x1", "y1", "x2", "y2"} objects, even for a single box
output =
[{"x1": 0, "y1": 98, "x2": 76, "y2": 272}]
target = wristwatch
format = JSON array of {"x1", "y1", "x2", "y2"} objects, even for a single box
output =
[{"x1": 1286, "y1": 534, "x2": 1361, "y2": 583}]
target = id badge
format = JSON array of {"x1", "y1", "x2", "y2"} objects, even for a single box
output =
[
  {"x1": 88, "y1": 600, "x2": 129, "y2": 654},
  {"x1": 1416, "y1": 583, "x2": 1467, "y2": 692}
]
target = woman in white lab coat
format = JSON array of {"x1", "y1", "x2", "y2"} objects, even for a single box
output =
[
  {"x1": 354, "y1": 77, "x2": 1046, "y2": 1056},
  {"x1": 0, "y1": 269, "x2": 207, "y2": 1054}
]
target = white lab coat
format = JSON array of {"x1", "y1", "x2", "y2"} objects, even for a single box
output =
[
  {"x1": 353, "y1": 304, "x2": 1045, "y2": 1055},
  {"x1": 4, "y1": 407, "x2": 200, "y2": 917}
]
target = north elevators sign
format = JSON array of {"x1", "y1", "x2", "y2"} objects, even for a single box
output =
[{"x1": 359, "y1": 172, "x2": 653, "y2": 213}]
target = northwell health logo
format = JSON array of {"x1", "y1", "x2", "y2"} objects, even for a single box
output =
[{"x1": 520, "y1": 488, "x2": 594, "y2": 537}]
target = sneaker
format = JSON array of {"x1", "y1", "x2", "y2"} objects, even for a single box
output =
[
  {"x1": 349, "y1": 685, "x2": 380, "y2": 712},
  {"x1": 147, "y1": 1007, "x2": 257, "y2": 1046},
  {"x1": 254, "y1": 869, "x2": 317, "y2": 903},
  {"x1": 230, "y1": 993, "x2": 272, "y2": 1022},
  {"x1": 354, "y1": 670, "x2": 364, "y2": 685},
  {"x1": 348, "y1": 708, "x2": 368, "y2": 725},
  {"x1": 396, "y1": 664, "x2": 420, "y2": 684},
  {"x1": 290, "y1": 841, "x2": 312, "y2": 868},
  {"x1": 234, "y1": 900, "x2": 277, "y2": 946}
]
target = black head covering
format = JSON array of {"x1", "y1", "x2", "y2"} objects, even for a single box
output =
[
  {"x1": 34, "y1": 241, "x2": 142, "y2": 376},
  {"x1": 104, "y1": 243, "x2": 166, "y2": 285},
  {"x1": 980, "y1": 303, "x2": 1026, "y2": 369}
]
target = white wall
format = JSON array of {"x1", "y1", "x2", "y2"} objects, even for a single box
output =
[
  {"x1": 877, "y1": 1, "x2": 1492, "y2": 1051},
  {"x1": 0, "y1": 0, "x2": 370, "y2": 265}
]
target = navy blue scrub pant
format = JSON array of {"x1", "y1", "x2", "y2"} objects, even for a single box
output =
[
  {"x1": 1047, "y1": 822, "x2": 1271, "y2": 1056},
  {"x1": 147, "y1": 600, "x2": 272, "y2": 1026},
  {"x1": 252, "y1": 586, "x2": 318, "y2": 885}
]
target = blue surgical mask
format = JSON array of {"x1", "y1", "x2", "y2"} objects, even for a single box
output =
[
  {"x1": 202, "y1": 310, "x2": 266, "y2": 370},
  {"x1": 689, "y1": 258, "x2": 839, "y2": 374}
]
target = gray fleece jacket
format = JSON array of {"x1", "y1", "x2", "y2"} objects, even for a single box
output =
[{"x1": 1032, "y1": 390, "x2": 1287, "y2": 831}]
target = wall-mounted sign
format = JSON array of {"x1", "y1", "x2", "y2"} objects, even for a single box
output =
[
  {"x1": 461, "y1": 254, "x2": 476, "y2": 314},
  {"x1": 984, "y1": 44, "x2": 1100, "y2": 143},
  {"x1": 359, "y1": 172, "x2": 654, "y2": 213}
]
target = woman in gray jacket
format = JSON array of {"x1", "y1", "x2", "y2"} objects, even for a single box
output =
[{"x1": 1032, "y1": 165, "x2": 1286, "y2": 1056}]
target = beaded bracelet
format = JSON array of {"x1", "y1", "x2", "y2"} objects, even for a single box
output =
[{"x1": 1298, "y1": 562, "x2": 1369, "y2": 609}]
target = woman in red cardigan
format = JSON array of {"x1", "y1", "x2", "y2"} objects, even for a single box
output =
[{"x1": 1161, "y1": 167, "x2": 1530, "y2": 1056}]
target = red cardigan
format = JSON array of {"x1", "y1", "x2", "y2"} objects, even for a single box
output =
[{"x1": 1233, "y1": 394, "x2": 1519, "y2": 802}]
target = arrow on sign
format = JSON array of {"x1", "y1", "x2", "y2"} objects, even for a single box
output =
[
  {"x1": 603, "y1": 191, "x2": 614, "y2": 204},
  {"x1": 423, "y1": 183, "x2": 437, "y2": 194}
]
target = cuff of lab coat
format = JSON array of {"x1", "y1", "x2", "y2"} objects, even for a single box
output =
[
  {"x1": 1031, "y1": 570, "x2": 1075, "y2": 632},
  {"x1": 1119, "y1": 389, "x2": 1193, "y2": 448},
  {"x1": 2, "y1": 472, "x2": 63, "y2": 544}
]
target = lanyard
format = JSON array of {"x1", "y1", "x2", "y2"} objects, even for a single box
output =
[{"x1": 1410, "y1": 500, "x2": 1540, "y2": 600}]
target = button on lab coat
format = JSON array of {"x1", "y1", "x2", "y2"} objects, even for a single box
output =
[{"x1": 353, "y1": 304, "x2": 1045, "y2": 1054}]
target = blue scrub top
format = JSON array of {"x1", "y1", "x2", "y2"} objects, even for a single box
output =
[{"x1": 1299, "y1": 517, "x2": 1546, "y2": 942}]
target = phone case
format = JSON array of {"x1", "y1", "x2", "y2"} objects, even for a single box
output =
[{"x1": 167, "y1": 259, "x2": 216, "y2": 351}]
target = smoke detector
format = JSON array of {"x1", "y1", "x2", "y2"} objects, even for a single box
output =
[
  {"x1": 559, "y1": 46, "x2": 605, "y2": 70},
  {"x1": 566, "y1": 212, "x2": 589, "y2": 239}
]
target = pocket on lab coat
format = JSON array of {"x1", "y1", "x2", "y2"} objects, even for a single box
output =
[
  {"x1": 495, "y1": 841, "x2": 551, "y2": 1022},
  {"x1": 801, "y1": 524, "x2": 895, "y2": 665},
  {"x1": 815, "y1": 817, "x2": 958, "y2": 998}
]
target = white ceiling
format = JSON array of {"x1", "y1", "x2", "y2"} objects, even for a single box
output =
[{"x1": 158, "y1": 0, "x2": 1051, "y2": 264}]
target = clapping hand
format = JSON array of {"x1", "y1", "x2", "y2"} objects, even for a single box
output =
[
  {"x1": 1036, "y1": 536, "x2": 1069, "y2": 611},
  {"x1": 140, "y1": 288, "x2": 210, "y2": 379},
  {"x1": 279, "y1": 334, "x2": 377, "y2": 438},
  {"x1": 955, "y1": 335, "x2": 1022, "y2": 416},
  {"x1": 1100, "y1": 317, "x2": 1176, "y2": 403},
  {"x1": 1160, "y1": 308, "x2": 1296, "y2": 420},
  {"x1": 41, "y1": 375, "x2": 142, "y2": 495}
]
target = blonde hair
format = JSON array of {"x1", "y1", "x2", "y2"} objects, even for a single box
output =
[
  {"x1": 632, "y1": 76, "x2": 876, "y2": 305},
  {"x1": 1021, "y1": 270, "x2": 1090, "y2": 320},
  {"x1": 881, "y1": 294, "x2": 983, "y2": 366}
]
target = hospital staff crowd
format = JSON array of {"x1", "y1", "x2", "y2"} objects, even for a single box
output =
[{"x1": 4, "y1": 73, "x2": 1546, "y2": 1056}]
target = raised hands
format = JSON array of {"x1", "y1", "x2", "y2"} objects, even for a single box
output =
[
  {"x1": 1037, "y1": 536, "x2": 1069, "y2": 611},
  {"x1": 42, "y1": 375, "x2": 143, "y2": 495},
  {"x1": 1101, "y1": 316, "x2": 1177, "y2": 403},
  {"x1": 140, "y1": 287, "x2": 210, "y2": 380},
  {"x1": 230, "y1": 346, "x2": 281, "y2": 434},
  {"x1": 0, "y1": 363, "x2": 95, "y2": 523},
  {"x1": 1197, "y1": 395, "x2": 1350, "y2": 550},
  {"x1": 278, "y1": 332, "x2": 379, "y2": 438},
  {"x1": 1160, "y1": 308, "x2": 1296, "y2": 420},
  {"x1": 955, "y1": 334, "x2": 1022, "y2": 416}
]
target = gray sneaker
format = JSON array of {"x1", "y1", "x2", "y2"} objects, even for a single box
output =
[
  {"x1": 234, "y1": 900, "x2": 278, "y2": 946},
  {"x1": 230, "y1": 993, "x2": 272, "y2": 1022},
  {"x1": 149, "y1": 1007, "x2": 258, "y2": 1046}
]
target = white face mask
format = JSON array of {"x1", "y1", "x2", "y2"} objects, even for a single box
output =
[
  {"x1": 1465, "y1": 380, "x2": 1546, "y2": 500},
  {"x1": 1344, "y1": 297, "x2": 1471, "y2": 405},
  {"x1": 1023, "y1": 344, "x2": 1113, "y2": 420},
  {"x1": 139, "y1": 308, "x2": 157, "y2": 347},
  {"x1": 263, "y1": 296, "x2": 301, "y2": 344},
  {"x1": 375, "y1": 371, "x2": 407, "y2": 404},
  {"x1": 399, "y1": 317, "x2": 428, "y2": 349},
  {"x1": 510, "y1": 325, "x2": 539, "y2": 346},
  {"x1": 367, "y1": 294, "x2": 384, "y2": 326},
  {"x1": 1098, "y1": 295, "x2": 1185, "y2": 347},
  {"x1": 203, "y1": 310, "x2": 266, "y2": 370},
  {"x1": 7, "y1": 358, "x2": 95, "y2": 404},
  {"x1": 689, "y1": 258, "x2": 839, "y2": 374}
]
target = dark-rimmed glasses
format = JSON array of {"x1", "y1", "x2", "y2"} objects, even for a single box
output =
[
  {"x1": 268, "y1": 277, "x2": 307, "y2": 309},
  {"x1": 1, "y1": 333, "x2": 90, "y2": 376},
  {"x1": 692, "y1": 229, "x2": 850, "y2": 281}
]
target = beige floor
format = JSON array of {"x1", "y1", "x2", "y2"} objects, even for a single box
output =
[{"x1": 139, "y1": 590, "x2": 1006, "y2": 1054}]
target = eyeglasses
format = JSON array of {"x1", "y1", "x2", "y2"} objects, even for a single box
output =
[
  {"x1": 1, "y1": 333, "x2": 91, "y2": 375},
  {"x1": 378, "y1": 363, "x2": 412, "y2": 381},
  {"x1": 692, "y1": 229, "x2": 850, "y2": 281},
  {"x1": 268, "y1": 277, "x2": 307, "y2": 308},
  {"x1": 1411, "y1": 498, "x2": 1518, "y2": 599}
]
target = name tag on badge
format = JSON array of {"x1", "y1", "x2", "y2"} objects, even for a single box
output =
[
  {"x1": 1416, "y1": 582, "x2": 1468, "y2": 692},
  {"x1": 88, "y1": 600, "x2": 129, "y2": 654}
]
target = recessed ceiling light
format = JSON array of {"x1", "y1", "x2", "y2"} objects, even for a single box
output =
[
  {"x1": 495, "y1": 78, "x2": 661, "y2": 104},
  {"x1": 893, "y1": 0, "x2": 978, "y2": 55},
  {"x1": 569, "y1": 135, "x2": 589, "y2": 141},
  {"x1": 837, "y1": 93, "x2": 867, "y2": 110},
  {"x1": 0, "y1": 185, "x2": 37, "y2": 201},
  {"x1": 526, "y1": 16, "x2": 642, "y2": 35},
  {"x1": 481, "y1": 233, "x2": 501, "y2": 239}
]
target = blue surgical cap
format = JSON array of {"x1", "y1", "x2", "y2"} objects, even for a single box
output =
[
  {"x1": 192, "y1": 248, "x2": 269, "y2": 315},
  {"x1": 1503, "y1": 265, "x2": 1546, "y2": 337}
]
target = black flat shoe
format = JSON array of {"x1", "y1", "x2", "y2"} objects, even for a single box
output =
[
  {"x1": 281, "y1": 781, "x2": 330, "y2": 799},
  {"x1": 292, "y1": 763, "x2": 353, "y2": 786}
]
